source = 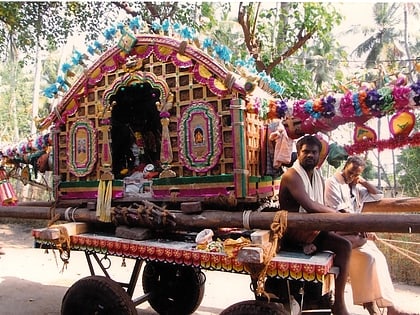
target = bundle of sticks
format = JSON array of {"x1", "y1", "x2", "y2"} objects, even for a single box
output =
[{"x1": 112, "y1": 200, "x2": 176, "y2": 228}]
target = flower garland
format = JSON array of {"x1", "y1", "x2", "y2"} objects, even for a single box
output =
[
  {"x1": 260, "y1": 79, "x2": 420, "y2": 127},
  {"x1": 345, "y1": 131, "x2": 420, "y2": 155}
]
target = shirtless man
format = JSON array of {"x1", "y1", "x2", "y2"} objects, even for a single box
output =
[{"x1": 279, "y1": 135, "x2": 352, "y2": 315}]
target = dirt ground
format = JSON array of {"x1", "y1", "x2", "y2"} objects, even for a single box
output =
[{"x1": 0, "y1": 220, "x2": 419, "y2": 315}]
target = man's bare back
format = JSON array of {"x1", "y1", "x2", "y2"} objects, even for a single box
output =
[{"x1": 278, "y1": 135, "x2": 351, "y2": 315}]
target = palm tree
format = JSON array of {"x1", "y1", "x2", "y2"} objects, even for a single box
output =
[
  {"x1": 352, "y1": 3, "x2": 402, "y2": 70},
  {"x1": 303, "y1": 34, "x2": 348, "y2": 93},
  {"x1": 351, "y1": 3, "x2": 403, "y2": 192},
  {"x1": 350, "y1": 3, "x2": 420, "y2": 194},
  {"x1": 401, "y1": 3, "x2": 420, "y2": 82}
]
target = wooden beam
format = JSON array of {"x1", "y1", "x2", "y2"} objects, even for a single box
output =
[
  {"x1": 0, "y1": 205, "x2": 418, "y2": 233},
  {"x1": 363, "y1": 197, "x2": 420, "y2": 213}
]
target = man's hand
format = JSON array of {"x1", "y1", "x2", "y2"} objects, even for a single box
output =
[{"x1": 366, "y1": 232, "x2": 377, "y2": 241}]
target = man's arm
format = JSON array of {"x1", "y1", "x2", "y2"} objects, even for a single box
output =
[
  {"x1": 357, "y1": 177, "x2": 383, "y2": 200},
  {"x1": 356, "y1": 177, "x2": 384, "y2": 216},
  {"x1": 325, "y1": 177, "x2": 351, "y2": 212},
  {"x1": 282, "y1": 169, "x2": 335, "y2": 213}
]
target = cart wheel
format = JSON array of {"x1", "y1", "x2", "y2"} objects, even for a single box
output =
[
  {"x1": 61, "y1": 275, "x2": 137, "y2": 315},
  {"x1": 261, "y1": 277, "x2": 333, "y2": 314},
  {"x1": 142, "y1": 261, "x2": 205, "y2": 315},
  {"x1": 220, "y1": 300, "x2": 288, "y2": 315}
]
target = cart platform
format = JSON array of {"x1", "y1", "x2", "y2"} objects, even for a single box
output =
[{"x1": 33, "y1": 231, "x2": 334, "y2": 283}]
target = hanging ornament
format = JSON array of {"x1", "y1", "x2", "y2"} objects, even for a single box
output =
[
  {"x1": 415, "y1": 57, "x2": 420, "y2": 73},
  {"x1": 389, "y1": 110, "x2": 415, "y2": 137},
  {"x1": 354, "y1": 124, "x2": 377, "y2": 143},
  {"x1": 282, "y1": 116, "x2": 305, "y2": 139},
  {"x1": 118, "y1": 32, "x2": 137, "y2": 54}
]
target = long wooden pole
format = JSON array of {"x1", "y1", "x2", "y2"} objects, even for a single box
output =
[
  {"x1": 363, "y1": 197, "x2": 420, "y2": 213},
  {"x1": 12, "y1": 197, "x2": 420, "y2": 213},
  {"x1": 0, "y1": 204, "x2": 418, "y2": 233}
]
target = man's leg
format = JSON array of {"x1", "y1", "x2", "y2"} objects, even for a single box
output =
[{"x1": 317, "y1": 231, "x2": 352, "y2": 315}]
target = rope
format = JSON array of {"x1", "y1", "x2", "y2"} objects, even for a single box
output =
[
  {"x1": 247, "y1": 210, "x2": 288, "y2": 300},
  {"x1": 378, "y1": 238, "x2": 420, "y2": 246},
  {"x1": 243, "y1": 210, "x2": 252, "y2": 230},
  {"x1": 377, "y1": 238, "x2": 420, "y2": 267},
  {"x1": 47, "y1": 224, "x2": 71, "y2": 273},
  {"x1": 47, "y1": 200, "x2": 59, "y2": 227}
]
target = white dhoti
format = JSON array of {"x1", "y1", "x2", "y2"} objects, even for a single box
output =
[{"x1": 349, "y1": 240, "x2": 395, "y2": 308}]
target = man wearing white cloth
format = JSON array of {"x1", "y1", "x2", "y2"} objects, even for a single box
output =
[
  {"x1": 325, "y1": 155, "x2": 412, "y2": 315},
  {"x1": 279, "y1": 135, "x2": 352, "y2": 315}
]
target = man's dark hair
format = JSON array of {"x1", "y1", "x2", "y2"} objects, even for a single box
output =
[
  {"x1": 296, "y1": 135, "x2": 322, "y2": 153},
  {"x1": 344, "y1": 155, "x2": 366, "y2": 168}
]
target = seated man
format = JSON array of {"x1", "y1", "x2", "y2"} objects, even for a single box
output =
[
  {"x1": 325, "y1": 155, "x2": 414, "y2": 315},
  {"x1": 278, "y1": 135, "x2": 352, "y2": 315}
]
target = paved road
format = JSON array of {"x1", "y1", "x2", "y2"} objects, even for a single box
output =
[{"x1": 0, "y1": 247, "x2": 419, "y2": 315}]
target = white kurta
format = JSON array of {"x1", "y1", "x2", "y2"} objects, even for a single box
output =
[{"x1": 325, "y1": 172, "x2": 394, "y2": 307}]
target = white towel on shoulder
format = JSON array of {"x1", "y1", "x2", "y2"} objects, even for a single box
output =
[{"x1": 291, "y1": 160, "x2": 324, "y2": 213}]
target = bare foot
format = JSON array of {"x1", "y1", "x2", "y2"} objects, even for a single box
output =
[
  {"x1": 303, "y1": 243, "x2": 317, "y2": 255},
  {"x1": 332, "y1": 304, "x2": 350, "y2": 315}
]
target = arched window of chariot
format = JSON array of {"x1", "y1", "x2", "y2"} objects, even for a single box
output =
[{"x1": 102, "y1": 72, "x2": 174, "y2": 178}]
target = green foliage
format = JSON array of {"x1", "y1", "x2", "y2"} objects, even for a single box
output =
[
  {"x1": 0, "y1": 61, "x2": 32, "y2": 142},
  {"x1": 362, "y1": 159, "x2": 375, "y2": 181},
  {"x1": 0, "y1": 2, "x2": 116, "y2": 61},
  {"x1": 237, "y1": 2, "x2": 343, "y2": 98},
  {"x1": 270, "y1": 60, "x2": 314, "y2": 99},
  {"x1": 352, "y1": 3, "x2": 404, "y2": 69},
  {"x1": 396, "y1": 146, "x2": 420, "y2": 196},
  {"x1": 396, "y1": 113, "x2": 420, "y2": 196}
]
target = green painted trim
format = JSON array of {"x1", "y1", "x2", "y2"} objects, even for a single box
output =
[
  {"x1": 60, "y1": 180, "x2": 124, "y2": 188},
  {"x1": 153, "y1": 174, "x2": 234, "y2": 186}
]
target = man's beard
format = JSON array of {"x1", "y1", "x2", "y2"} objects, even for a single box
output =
[{"x1": 301, "y1": 158, "x2": 318, "y2": 171}]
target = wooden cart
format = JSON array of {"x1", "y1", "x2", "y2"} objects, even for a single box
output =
[
  {"x1": 1, "y1": 18, "x2": 419, "y2": 315},
  {"x1": 33, "y1": 227, "x2": 337, "y2": 315}
]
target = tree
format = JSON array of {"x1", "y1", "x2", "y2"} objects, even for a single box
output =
[
  {"x1": 0, "y1": 61, "x2": 33, "y2": 143},
  {"x1": 237, "y1": 2, "x2": 342, "y2": 75},
  {"x1": 396, "y1": 114, "x2": 420, "y2": 197},
  {"x1": 353, "y1": 3, "x2": 420, "y2": 81},
  {"x1": 352, "y1": 3, "x2": 403, "y2": 70},
  {"x1": 396, "y1": 146, "x2": 420, "y2": 197},
  {"x1": 302, "y1": 34, "x2": 348, "y2": 94},
  {"x1": 401, "y1": 3, "x2": 420, "y2": 82},
  {"x1": 0, "y1": 2, "x2": 347, "y2": 143}
]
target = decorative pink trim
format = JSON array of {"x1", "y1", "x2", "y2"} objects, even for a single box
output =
[
  {"x1": 67, "y1": 119, "x2": 97, "y2": 177},
  {"x1": 102, "y1": 71, "x2": 170, "y2": 108},
  {"x1": 39, "y1": 34, "x2": 242, "y2": 130},
  {"x1": 60, "y1": 234, "x2": 333, "y2": 281},
  {"x1": 192, "y1": 63, "x2": 211, "y2": 85},
  {"x1": 153, "y1": 44, "x2": 172, "y2": 62},
  {"x1": 171, "y1": 51, "x2": 193, "y2": 68},
  {"x1": 152, "y1": 186, "x2": 231, "y2": 198},
  {"x1": 134, "y1": 45, "x2": 153, "y2": 59},
  {"x1": 59, "y1": 190, "x2": 123, "y2": 200},
  {"x1": 178, "y1": 102, "x2": 222, "y2": 172}
]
